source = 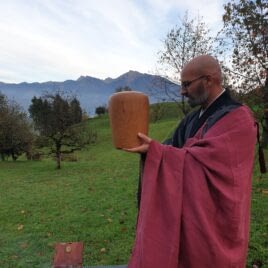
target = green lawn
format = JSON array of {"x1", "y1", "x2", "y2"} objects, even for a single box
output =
[{"x1": 0, "y1": 111, "x2": 267, "y2": 267}]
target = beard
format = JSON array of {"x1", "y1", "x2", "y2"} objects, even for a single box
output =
[{"x1": 187, "y1": 84, "x2": 209, "y2": 108}]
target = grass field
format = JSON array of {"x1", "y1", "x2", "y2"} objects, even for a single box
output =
[{"x1": 0, "y1": 105, "x2": 267, "y2": 267}]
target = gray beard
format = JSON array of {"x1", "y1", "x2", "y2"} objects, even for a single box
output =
[{"x1": 187, "y1": 89, "x2": 209, "y2": 108}]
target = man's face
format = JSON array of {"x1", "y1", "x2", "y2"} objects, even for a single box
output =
[
  {"x1": 180, "y1": 74, "x2": 209, "y2": 108},
  {"x1": 187, "y1": 82, "x2": 209, "y2": 108}
]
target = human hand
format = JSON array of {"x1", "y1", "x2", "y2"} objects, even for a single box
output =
[{"x1": 123, "y1": 133, "x2": 152, "y2": 153}]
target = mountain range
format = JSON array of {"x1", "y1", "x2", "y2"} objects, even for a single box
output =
[{"x1": 0, "y1": 70, "x2": 180, "y2": 115}]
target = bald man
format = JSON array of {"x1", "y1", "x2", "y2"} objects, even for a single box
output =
[{"x1": 126, "y1": 55, "x2": 257, "y2": 267}]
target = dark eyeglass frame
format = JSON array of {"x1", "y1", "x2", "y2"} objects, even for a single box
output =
[{"x1": 181, "y1": 75, "x2": 208, "y2": 90}]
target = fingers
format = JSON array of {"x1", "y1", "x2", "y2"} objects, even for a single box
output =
[
  {"x1": 123, "y1": 144, "x2": 149, "y2": 153},
  {"x1": 122, "y1": 133, "x2": 152, "y2": 153},
  {"x1": 137, "y1": 132, "x2": 152, "y2": 143}
]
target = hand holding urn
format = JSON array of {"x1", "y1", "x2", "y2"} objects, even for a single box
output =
[{"x1": 108, "y1": 91, "x2": 149, "y2": 149}]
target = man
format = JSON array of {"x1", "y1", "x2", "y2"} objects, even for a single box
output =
[{"x1": 125, "y1": 55, "x2": 257, "y2": 267}]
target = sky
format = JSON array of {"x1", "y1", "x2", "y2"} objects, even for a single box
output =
[{"x1": 0, "y1": 0, "x2": 226, "y2": 83}]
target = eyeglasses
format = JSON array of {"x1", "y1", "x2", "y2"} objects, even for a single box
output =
[{"x1": 181, "y1": 75, "x2": 208, "y2": 90}]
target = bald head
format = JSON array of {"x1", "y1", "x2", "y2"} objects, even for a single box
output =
[
  {"x1": 181, "y1": 55, "x2": 222, "y2": 84},
  {"x1": 180, "y1": 55, "x2": 223, "y2": 109}
]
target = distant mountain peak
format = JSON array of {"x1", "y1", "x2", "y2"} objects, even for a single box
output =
[
  {"x1": 120, "y1": 70, "x2": 143, "y2": 77},
  {"x1": 77, "y1": 70, "x2": 144, "y2": 83},
  {"x1": 77, "y1": 75, "x2": 97, "y2": 82},
  {"x1": 127, "y1": 70, "x2": 142, "y2": 75},
  {"x1": 104, "y1": 77, "x2": 113, "y2": 83},
  {"x1": 0, "y1": 70, "x2": 179, "y2": 115},
  {"x1": 115, "y1": 70, "x2": 145, "y2": 84}
]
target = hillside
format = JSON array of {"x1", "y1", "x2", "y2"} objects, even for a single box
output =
[
  {"x1": 0, "y1": 103, "x2": 180, "y2": 267},
  {"x1": 0, "y1": 103, "x2": 267, "y2": 267}
]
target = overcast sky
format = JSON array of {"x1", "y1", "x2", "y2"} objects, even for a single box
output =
[{"x1": 0, "y1": 0, "x2": 226, "y2": 83}]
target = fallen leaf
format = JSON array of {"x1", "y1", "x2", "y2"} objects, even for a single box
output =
[
  {"x1": 48, "y1": 242, "x2": 54, "y2": 248},
  {"x1": 107, "y1": 218, "x2": 113, "y2": 223},
  {"x1": 100, "y1": 248, "x2": 106, "y2": 253},
  {"x1": 11, "y1": 255, "x2": 18, "y2": 259},
  {"x1": 19, "y1": 243, "x2": 28, "y2": 249},
  {"x1": 262, "y1": 189, "x2": 268, "y2": 195},
  {"x1": 121, "y1": 227, "x2": 128, "y2": 232},
  {"x1": 65, "y1": 246, "x2": 72, "y2": 253},
  {"x1": 17, "y1": 224, "x2": 24, "y2": 231}
]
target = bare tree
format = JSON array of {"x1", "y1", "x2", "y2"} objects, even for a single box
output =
[{"x1": 156, "y1": 12, "x2": 218, "y2": 114}]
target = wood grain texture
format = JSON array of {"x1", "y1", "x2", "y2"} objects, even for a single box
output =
[{"x1": 108, "y1": 91, "x2": 149, "y2": 149}]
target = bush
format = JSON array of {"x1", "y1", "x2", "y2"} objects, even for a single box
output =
[{"x1": 95, "y1": 106, "x2": 107, "y2": 116}]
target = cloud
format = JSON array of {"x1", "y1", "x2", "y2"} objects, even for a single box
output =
[
  {"x1": 0, "y1": 0, "x2": 225, "y2": 83},
  {"x1": 145, "y1": 0, "x2": 223, "y2": 24}
]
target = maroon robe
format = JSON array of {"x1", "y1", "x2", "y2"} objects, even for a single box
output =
[{"x1": 128, "y1": 106, "x2": 257, "y2": 268}]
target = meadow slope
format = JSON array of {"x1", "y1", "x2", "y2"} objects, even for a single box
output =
[{"x1": 0, "y1": 106, "x2": 267, "y2": 267}]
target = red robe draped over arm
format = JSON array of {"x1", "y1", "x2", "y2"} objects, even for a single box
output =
[{"x1": 128, "y1": 106, "x2": 257, "y2": 268}]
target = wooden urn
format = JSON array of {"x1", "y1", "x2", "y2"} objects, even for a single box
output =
[{"x1": 108, "y1": 91, "x2": 149, "y2": 149}]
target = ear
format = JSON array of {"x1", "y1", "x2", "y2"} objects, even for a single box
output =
[{"x1": 205, "y1": 75, "x2": 213, "y2": 87}]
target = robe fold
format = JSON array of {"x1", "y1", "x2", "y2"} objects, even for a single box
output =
[{"x1": 128, "y1": 106, "x2": 257, "y2": 268}]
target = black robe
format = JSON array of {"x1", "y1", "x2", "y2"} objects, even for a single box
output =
[
  {"x1": 138, "y1": 90, "x2": 241, "y2": 208},
  {"x1": 171, "y1": 90, "x2": 241, "y2": 148}
]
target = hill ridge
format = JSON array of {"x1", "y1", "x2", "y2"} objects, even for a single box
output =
[{"x1": 0, "y1": 71, "x2": 179, "y2": 115}]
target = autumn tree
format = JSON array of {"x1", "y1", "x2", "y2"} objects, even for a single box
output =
[
  {"x1": 157, "y1": 12, "x2": 218, "y2": 114},
  {"x1": 29, "y1": 92, "x2": 94, "y2": 169},
  {"x1": 222, "y1": 0, "x2": 268, "y2": 145},
  {"x1": 0, "y1": 92, "x2": 34, "y2": 161}
]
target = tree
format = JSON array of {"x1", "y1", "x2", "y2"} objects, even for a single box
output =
[
  {"x1": 95, "y1": 105, "x2": 107, "y2": 116},
  {"x1": 29, "y1": 92, "x2": 94, "y2": 169},
  {"x1": 70, "y1": 98, "x2": 83, "y2": 124},
  {"x1": 157, "y1": 12, "x2": 217, "y2": 114},
  {"x1": 0, "y1": 92, "x2": 34, "y2": 161},
  {"x1": 222, "y1": 0, "x2": 268, "y2": 145},
  {"x1": 150, "y1": 102, "x2": 166, "y2": 123}
]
